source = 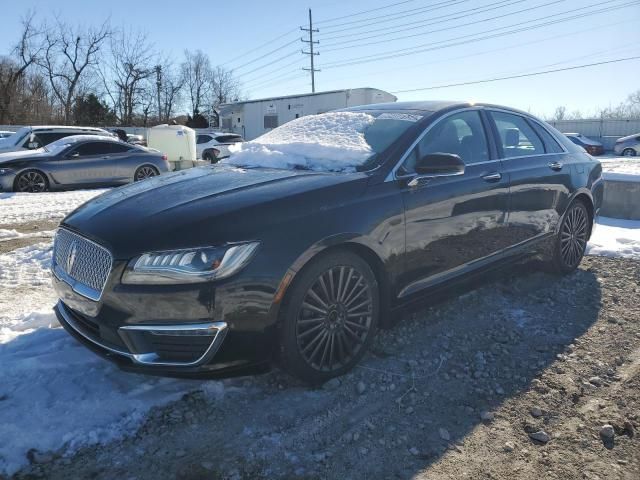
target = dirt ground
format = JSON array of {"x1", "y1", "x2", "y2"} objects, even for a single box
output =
[{"x1": 6, "y1": 249, "x2": 636, "y2": 480}]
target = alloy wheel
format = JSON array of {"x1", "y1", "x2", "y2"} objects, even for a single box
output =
[
  {"x1": 135, "y1": 166, "x2": 157, "y2": 181},
  {"x1": 560, "y1": 205, "x2": 588, "y2": 267},
  {"x1": 623, "y1": 148, "x2": 636, "y2": 157},
  {"x1": 296, "y1": 266, "x2": 374, "y2": 372},
  {"x1": 16, "y1": 171, "x2": 47, "y2": 193}
]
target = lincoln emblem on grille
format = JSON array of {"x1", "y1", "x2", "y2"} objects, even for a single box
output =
[{"x1": 67, "y1": 241, "x2": 78, "y2": 272}]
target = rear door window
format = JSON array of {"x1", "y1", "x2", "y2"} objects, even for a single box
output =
[
  {"x1": 489, "y1": 111, "x2": 545, "y2": 158},
  {"x1": 215, "y1": 135, "x2": 243, "y2": 144},
  {"x1": 108, "y1": 143, "x2": 132, "y2": 154},
  {"x1": 531, "y1": 122, "x2": 564, "y2": 154},
  {"x1": 197, "y1": 135, "x2": 213, "y2": 144}
]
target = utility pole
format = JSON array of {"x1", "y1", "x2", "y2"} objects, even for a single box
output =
[
  {"x1": 155, "y1": 65, "x2": 162, "y2": 122},
  {"x1": 301, "y1": 8, "x2": 320, "y2": 93}
]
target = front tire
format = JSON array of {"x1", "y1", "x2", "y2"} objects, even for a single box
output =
[
  {"x1": 279, "y1": 251, "x2": 379, "y2": 384},
  {"x1": 550, "y1": 200, "x2": 590, "y2": 274},
  {"x1": 14, "y1": 170, "x2": 49, "y2": 193},
  {"x1": 134, "y1": 165, "x2": 159, "y2": 181},
  {"x1": 622, "y1": 148, "x2": 636, "y2": 157}
]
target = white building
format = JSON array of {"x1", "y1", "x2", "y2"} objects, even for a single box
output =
[{"x1": 219, "y1": 87, "x2": 397, "y2": 140}]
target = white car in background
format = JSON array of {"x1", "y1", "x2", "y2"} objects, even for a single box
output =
[
  {"x1": 0, "y1": 125, "x2": 112, "y2": 153},
  {"x1": 196, "y1": 132, "x2": 244, "y2": 161},
  {"x1": 0, "y1": 131, "x2": 14, "y2": 139}
]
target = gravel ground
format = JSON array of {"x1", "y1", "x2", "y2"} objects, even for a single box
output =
[{"x1": 10, "y1": 254, "x2": 639, "y2": 480}]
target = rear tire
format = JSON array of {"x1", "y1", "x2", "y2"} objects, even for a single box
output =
[
  {"x1": 549, "y1": 200, "x2": 590, "y2": 274},
  {"x1": 14, "y1": 170, "x2": 49, "y2": 193},
  {"x1": 622, "y1": 148, "x2": 636, "y2": 157},
  {"x1": 279, "y1": 250, "x2": 379, "y2": 384}
]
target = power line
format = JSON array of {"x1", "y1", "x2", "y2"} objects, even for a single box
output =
[
  {"x1": 315, "y1": 0, "x2": 419, "y2": 25},
  {"x1": 390, "y1": 56, "x2": 640, "y2": 94},
  {"x1": 238, "y1": 50, "x2": 300, "y2": 78},
  {"x1": 319, "y1": 18, "x2": 634, "y2": 87},
  {"x1": 320, "y1": 0, "x2": 638, "y2": 69},
  {"x1": 323, "y1": 0, "x2": 561, "y2": 51},
  {"x1": 220, "y1": 28, "x2": 299, "y2": 67},
  {"x1": 319, "y1": 0, "x2": 522, "y2": 42},
  {"x1": 242, "y1": 58, "x2": 306, "y2": 87},
  {"x1": 319, "y1": 0, "x2": 467, "y2": 31},
  {"x1": 230, "y1": 38, "x2": 301, "y2": 72}
]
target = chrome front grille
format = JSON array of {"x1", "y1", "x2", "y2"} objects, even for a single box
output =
[{"x1": 53, "y1": 229, "x2": 113, "y2": 300}]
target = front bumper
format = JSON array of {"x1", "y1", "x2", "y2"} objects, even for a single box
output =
[
  {"x1": 55, "y1": 300, "x2": 270, "y2": 378},
  {"x1": 56, "y1": 300, "x2": 228, "y2": 367}
]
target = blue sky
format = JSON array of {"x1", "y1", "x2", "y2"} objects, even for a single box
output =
[{"x1": 1, "y1": 0, "x2": 639, "y2": 117}]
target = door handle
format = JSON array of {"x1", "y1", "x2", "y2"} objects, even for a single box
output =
[
  {"x1": 548, "y1": 161, "x2": 563, "y2": 171},
  {"x1": 482, "y1": 172, "x2": 502, "y2": 182}
]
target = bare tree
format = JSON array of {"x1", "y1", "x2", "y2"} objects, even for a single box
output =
[
  {"x1": 101, "y1": 29, "x2": 155, "y2": 125},
  {"x1": 209, "y1": 66, "x2": 241, "y2": 126},
  {"x1": 181, "y1": 49, "x2": 211, "y2": 116},
  {"x1": 550, "y1": 106, "x2": 566, "y2": 122},
  {"x1": 39, "y1": 18, "x2": 110, "y2": 123},
  {"x1": 0, "y1": 13, "x2": 41, "y2": 124},
  {"x1": 155, "y1": 59, "x2": 184, "y2": 123}
]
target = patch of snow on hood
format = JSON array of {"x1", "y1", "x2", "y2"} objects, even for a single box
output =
[{"x1": 223, "y1": 111, "x2": 375, "y2": 172}]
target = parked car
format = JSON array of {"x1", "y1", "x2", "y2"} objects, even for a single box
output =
[
  {"x1": 52, "y1": 101, "x2": 603, "y2": 383},
  {"x1": 196, "y1": 132, "x2": 243, "y2": 160},
  {"x1": 613, "y1": 133, "x2": 640, "y2": 157},
  {"x1": 564, "y1": 133, "x2": 604, "y2": 156},
  {"x1": 0, "y1": 135, "x2": 170, "y2": 192},
  {"x1": 0, "y1": 126, "x2": 112, "y2": 154},
  {"x1": 126, "y1": 134, "x2": 147, "y2": 147},
  {"x1": 0, "y1": 130, "x2": 14, "y2": 139}
]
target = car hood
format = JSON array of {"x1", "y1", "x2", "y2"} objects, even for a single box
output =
[
  {"x1": 0, "y1": 148, "x2": 49, "y2": 163},
  {"x1": 63, "y1": 164, "x2": 367, "y2": 258}
]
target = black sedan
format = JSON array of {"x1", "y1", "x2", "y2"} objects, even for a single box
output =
[
  {"x1": 0, "y1": 135, "x2": 170, "y2": 192},
  {"x1": 52, "y1": 101, "x2": 603, "y2": 383}
]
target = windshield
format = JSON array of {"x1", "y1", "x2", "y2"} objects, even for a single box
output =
[
  {"x1": 44, "y1": 137, "x2": 75, "y2": 155},
  {"x1": 222, "y1": 110, "x2": 423, "y2": 172}
]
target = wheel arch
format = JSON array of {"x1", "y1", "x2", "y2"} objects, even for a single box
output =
[
  {"x1": 12, "y1": 167, "x2": 51, "y2": 192},
  {"x1": 271, "y1": 235, "x2": 393, "y2": 329},
  {"x1": 556, "y1": 188, "x2": 596, "y2": 239}
]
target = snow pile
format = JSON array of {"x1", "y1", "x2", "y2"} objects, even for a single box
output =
[
  {"x1": 0, "y1": 240, "x2": 208, "y2": 475},
  {"x1": 600, "y1": 158, "x2": 640, "y2": 182},
  {"x1": 0, "y1": 324, "x2": 202, "y2": 475},
  {"x1": 587, "y1": 216, "x2": 640, "y2": 260},
  {"x1": 223, "y1": 112, "x2": 375, "y2": 171},
  {"x1": 0, "y1": 189, "x2": 106, "y2": 225}
]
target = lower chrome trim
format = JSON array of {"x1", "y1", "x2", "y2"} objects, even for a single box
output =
[{"x1": 56, "y1": 301, "x2": 228, "y2": 368}]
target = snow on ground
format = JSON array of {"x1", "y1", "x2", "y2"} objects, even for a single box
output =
[
  {"x1": 0, "y1": 228, "x2": 55, "y2": 241},
  {"x1": 0, "y1": 180, "x2": 638, "y2": 474},
  {"x1": 586, "y1": 216, "x2": 640, "y2": 260},
  {"x1": 600, "y1": 156, "x2": 640, "y2": 181},
  {"x1": 223, "y1": 111, "x2": 375, "y2": 171},
  {"x1": 0, "y1": 189, "x2": 106, "y2": 225},
  {"x1": 0, "y1": 193, "x2": 204, "y2": 476}
]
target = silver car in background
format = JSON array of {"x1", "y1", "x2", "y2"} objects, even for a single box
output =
[
  {"x1": 0, "y1": 125, "x2": 113, "y2": 153},
  {"x1": 614, "y1": 133, "x2": 640, "y2": 157},
  {"x1": 0, "y1": 135, "x2": 170, "y2": 193}
]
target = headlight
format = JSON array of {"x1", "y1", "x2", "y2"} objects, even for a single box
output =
[
  {"x1": 121, "y1": 242, "x2": 259, "y2": 285},
  {"x1": 0, "y1": 168, "x2": 14, "y2": 175}
]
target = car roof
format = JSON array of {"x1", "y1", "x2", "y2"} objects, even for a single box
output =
[
  {"x1": 28, "y1": 125, "x2": 108, "y2": 132},
  {"x1": 55, "y1": 135, "x2": 122, "y2": 144},
  {"x1": 346, "y1": 101, "x2": 538, "y2": 117}
]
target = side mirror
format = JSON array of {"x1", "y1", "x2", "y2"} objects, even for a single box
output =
[
  {"x1": 68, "y1": 152, "x2": 80, "y2": 158},
  {"x1": 414, "y1": 153, "x2": 465, "y2": 177},
  {"x1": 28, "y1": 142, "x2": 39, "y2": 149}
]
